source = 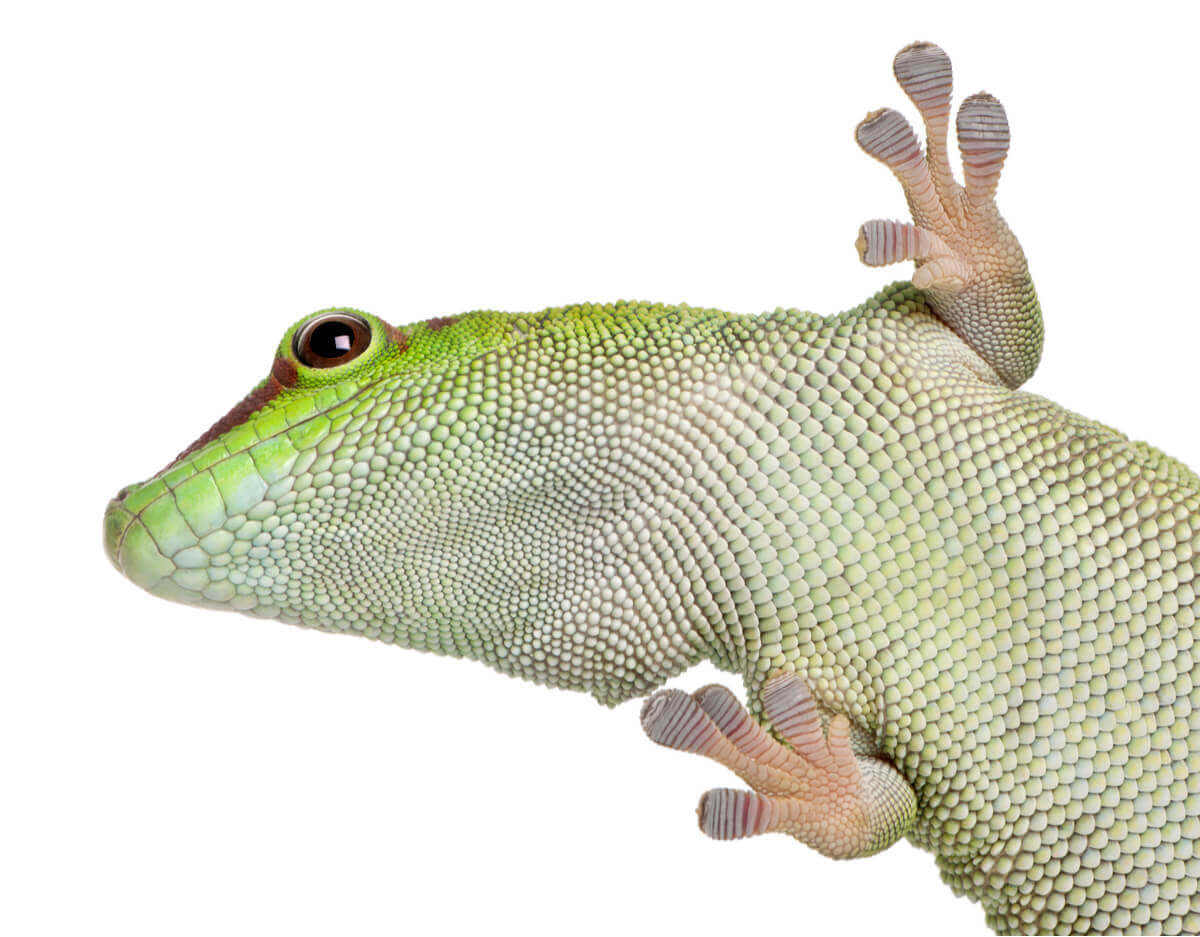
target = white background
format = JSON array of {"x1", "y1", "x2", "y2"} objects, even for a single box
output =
[{"x1": 5, "y1": 3, "x2": 1198, "y2": 935}]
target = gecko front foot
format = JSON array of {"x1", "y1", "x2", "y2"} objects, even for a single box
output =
[
  {"x1": 854, "y1": 42, "x2": 1042, "y2": 388},
  {"x1": 640, "y1": 674, "x2": 916, "y2": 859}
]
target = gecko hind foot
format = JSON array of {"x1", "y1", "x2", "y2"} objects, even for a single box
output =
[
  {"x1": 640, "y1": 674, "x2": 916, "y2": 859},
  {"x1": 854, "y1": 41, "x2": 1042, "y2": 388}
]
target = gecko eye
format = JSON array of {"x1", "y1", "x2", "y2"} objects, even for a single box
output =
[{"x1": 294, "y1": 312, "x2": 372, "y2": 368}]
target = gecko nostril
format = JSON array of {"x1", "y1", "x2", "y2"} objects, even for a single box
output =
[{"x1": 114, "y1": 486, "x2": 130, "y2": 502}]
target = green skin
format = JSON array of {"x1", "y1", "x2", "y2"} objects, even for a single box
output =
[{"x1": 104, "y1": 44, "x2": 1200, "y2": 937}]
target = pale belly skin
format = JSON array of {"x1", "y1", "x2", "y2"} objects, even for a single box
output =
[{"x1": 104, "y1": 41, "x2": 1200, "y2": 935}]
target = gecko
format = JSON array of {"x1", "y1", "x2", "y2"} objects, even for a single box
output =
[{"x1": 103, "y1": 42, "x2": 1200, "y2": 934}]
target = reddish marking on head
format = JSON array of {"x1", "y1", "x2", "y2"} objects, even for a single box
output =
[
  {"x1": 385, "y1": 322, "x2": 409, "y2": 353},
  {"x1": 162, "y1": 355, "x2": 298, "y2": 472},
  {"x1": 271, "y1": 355, "x2": 298, "y2": 387},
  {"x1": 425, "y1": 315, "x2": 459, "y2": 332}
]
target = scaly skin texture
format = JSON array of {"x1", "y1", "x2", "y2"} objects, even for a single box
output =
[{"x1": 105, "y1": 43, "x2": 1200, "y2": 935}]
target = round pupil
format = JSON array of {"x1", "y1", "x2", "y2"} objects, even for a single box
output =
[{"x1": 310, "y1": 320, "x2": 357, "y2": 360}]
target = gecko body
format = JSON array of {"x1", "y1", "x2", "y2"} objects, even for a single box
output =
[{"x1": 105, "y1": 44, "x2": 1200, "y2": 934}]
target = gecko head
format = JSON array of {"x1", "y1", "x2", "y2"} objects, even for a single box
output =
[
  {"x1": 106, "y1": 299, "x2": 697, "y2": 698},
  {"x1": 103, "y1": 307, "x2": 466, "y2": 625}
]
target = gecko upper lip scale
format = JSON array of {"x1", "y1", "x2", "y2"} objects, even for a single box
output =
[{"x1": 105, "y1": 41, "x2": 1200, "y2": 935}]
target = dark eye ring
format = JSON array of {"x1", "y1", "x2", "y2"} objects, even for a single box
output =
[{"x1": 294, "y1": 312, "x2": 372, "y2": 368}]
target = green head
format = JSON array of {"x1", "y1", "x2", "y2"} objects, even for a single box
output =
[
  {"x1": 103, "y1": 300, "x2": 727, "y2": 700},
  {"x1": 105, "y1": 306, "x2": 483, "y2": 618}
]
